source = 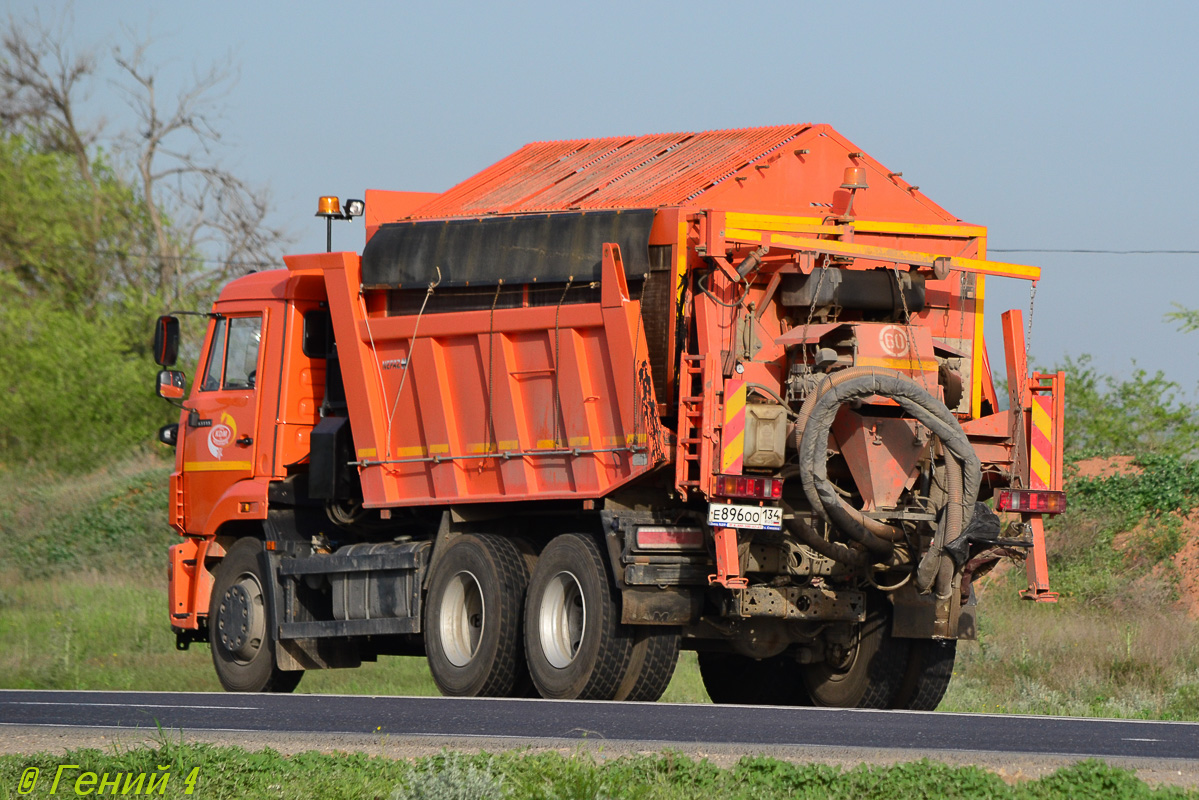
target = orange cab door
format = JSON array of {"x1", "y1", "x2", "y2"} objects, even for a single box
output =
[{"x1": 180, "y1": 312, "x2": 266, "y2": 533}]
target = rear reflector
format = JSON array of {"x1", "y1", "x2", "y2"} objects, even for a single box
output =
[
  {"x1": 714, "y1": 474, "x2": 784, "y2": 500},
  {"x1": 994, "y1": 488, "x2": 1068, "y2": 514},
  {"x1": 634, "y1": 526, "x2": 705, "y2": 551}
]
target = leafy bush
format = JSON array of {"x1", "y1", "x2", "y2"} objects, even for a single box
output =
[
  {"x1": 1056, "y1": 355, "x2": 1199, "y2": 459},
  {"x1": 392, "y1": 754, "x2": 506, "y2": 800},
  {"x1": 0, "y1": 302, "x2": 171, "y2": 472},
  {"x1": 1067, "y1": 454, "x2": 1199, "y2": 527}
]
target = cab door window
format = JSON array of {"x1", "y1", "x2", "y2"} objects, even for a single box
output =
[{"x1": 199, "y1": 316, "x2": 262, "y2": 391}]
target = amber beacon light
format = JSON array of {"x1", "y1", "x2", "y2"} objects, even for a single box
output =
[{"x1": 316, "y1": 195, "x2": 365, "y2": 251}]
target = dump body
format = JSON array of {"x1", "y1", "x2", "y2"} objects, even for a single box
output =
[{"x1": 158, "y1": 123, "x2": 1064, "y2": 705}]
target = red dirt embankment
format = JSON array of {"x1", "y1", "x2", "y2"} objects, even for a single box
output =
[{"x1": 1073, "y1": 456, "x2": 1199, "y2": 620}]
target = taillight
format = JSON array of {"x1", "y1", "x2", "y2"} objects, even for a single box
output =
[
  {"x1": 714, "y1": 474, "x2": 784, "y2": 500},
  {"x1": 994, "y1": 489, "x2": 1068, "y2": 514},
  {"x1": 633, "y1": 526, "x2": 705, "y2": 551}
]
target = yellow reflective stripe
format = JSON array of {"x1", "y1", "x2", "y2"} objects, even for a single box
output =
[
  {"x1": 856, "y1": 357, "x2": 939, "y2": 371},
  {"x1": 394, "y1": 444, "x2": 450, "y2": 457},
  {"x1": 720, "y1": 431, "x2": 744, "y2": 472},
  {"x1": 1032, "y1": 397, "x2": 1053, "y2": 437},
  {"x1": 183, "y1": 461, "x2": 252, "y2": 472},
  {"x1": 720, "y1": 381, "x2": 746, "y2": 473},
  {"x1": 1030, "y1": 447, "x2": 1052, "y2": 488},
  {"x1": 468, "y1": 440, "x2": 520, "y2": 453},
  {"x1": 357, "y1": 448, "x2": 377, "y2": 458},
  {"x1": 603, "y1": 434, "x2": 647, "y2": 446}
]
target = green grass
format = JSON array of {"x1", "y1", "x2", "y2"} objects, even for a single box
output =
[
  {"x1": 942, "y1": 573, "x2": 1199, "y2": 719},
  {"x1": 1, "y1": 744, "x2": 1194, "y2": 799},
  {"x1": 0, "y1": 565, "x2": 709, "y2": 699},
  {"x1": 3, "y1": 454, "x2": 1198, "y2": 720}
]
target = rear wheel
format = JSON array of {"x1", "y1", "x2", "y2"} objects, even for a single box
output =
[
  {"x1": 424, "y1": 534, "x2": 531, "y2": 697},
  {"x1": 698, "y1": 652, "x2": 811, "y2": 706},
  {"x1": 209, "y1": 538, "x2": 302, "y2": 693},
  {"x1": 891, "y1": 638, "x2": 957, "y2": 710},
  {"x1": 524, "y1": 533, "x2": 634, "y2": 700},
  {"x1": 614, "y1": 628, "x2": 680, "y2": 702},
  {"x1": 801, "y1": 598, "x2": 908, "y2": 708}
]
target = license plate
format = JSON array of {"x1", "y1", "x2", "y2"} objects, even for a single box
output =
[{"x1": 707, "y1": 503, "x2": 783, "y2": 531}]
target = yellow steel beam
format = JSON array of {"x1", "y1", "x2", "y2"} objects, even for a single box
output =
[
  {"x1": 722, "y1": 212, "x2": 986, "y2": 240},
  {"x1": 723, "y1": 228, "x2": 1039, "y2": 281}
]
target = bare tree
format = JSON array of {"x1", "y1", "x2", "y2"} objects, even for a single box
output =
[
  {"x1": 0, "y1": 9, "x2": 288, "y2": 307},
  {"x1": 0, "y1": 7, "x2": 104, "y2": 231},
  {"x1": 113, "y1": 39, "x2": 287, "y2": 302}
]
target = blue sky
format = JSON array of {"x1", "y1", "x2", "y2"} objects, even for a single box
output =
[{"x1": 9, "y1": 1, "x2": 1199, "y2": 390}]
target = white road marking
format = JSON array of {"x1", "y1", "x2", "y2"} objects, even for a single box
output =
[
  {"x1": 1121, "y1": 737, "x2": 1162, "y2": 742},
  {"x1": 4, "y1": 701, "x2": 259, "y2": 710}
]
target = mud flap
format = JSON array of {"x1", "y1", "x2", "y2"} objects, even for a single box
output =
[{"x1": 889, "y1": 580, "x2": 976, "y2": 641}]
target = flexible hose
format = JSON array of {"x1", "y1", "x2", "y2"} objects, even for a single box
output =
[
  {"x1": 915, "y1": 446, "x2": 964, "y2": 593},
  {"x1": 779, "y1": 500, "x2": 872, "y2": 567},
  {"x1": 793, "y1": 367, "x2": 980, "y2": 575},
  {"x1": 792, "y1": 369, "x2": 900, "y2": 555}
]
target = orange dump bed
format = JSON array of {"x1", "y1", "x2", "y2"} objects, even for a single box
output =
[
  {"x1": 285, "y1": 123, "x2": 1040, "y2": 511},
  {"x1": 283, "y1": 245, "x2": 668, "y2": 509}
]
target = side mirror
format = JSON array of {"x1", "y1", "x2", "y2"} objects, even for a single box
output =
[
  {"x1": 158, "y1": 423, "x2": 179, "y2": 447},
  {"x1": 157, "y1": 369, "x2": 186, "y2": 400},
  {"x1": 153, "y1": 316, "x2": 180, "y2": 367}
]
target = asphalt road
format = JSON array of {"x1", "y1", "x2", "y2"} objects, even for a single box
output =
[{"x1": 2, "y1": 690, "x2": 1197, "y2": 762}]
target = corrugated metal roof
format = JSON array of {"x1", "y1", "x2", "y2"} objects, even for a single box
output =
[{"x1": 411, "y1": 124, "x2": 811, "y2": 218}]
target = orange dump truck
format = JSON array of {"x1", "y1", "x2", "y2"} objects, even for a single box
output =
[{"x1": 152, "y1": 123, "x2": 1065, "y2": 706}]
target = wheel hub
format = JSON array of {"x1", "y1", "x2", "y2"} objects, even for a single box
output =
[
  {"x1": 217, "y1": 575, "x2": 265, "y2": 662},
  {"x1": 539, "y1": 571, "x2": 586, "y2": 669},
  {"x1": 824, "y1": 625, "x2": 861, "y2": 674},
  {"x1": 440, "y1": 571, "x2": 485, "y2": 667}
]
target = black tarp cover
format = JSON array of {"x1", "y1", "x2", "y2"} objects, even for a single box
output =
[{"x1": 360, "y1": 209, "x2": 656, "y2": 288}]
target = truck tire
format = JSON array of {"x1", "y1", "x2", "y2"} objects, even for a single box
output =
[
  {"x1": 891, "y1": 639, "x2": 957, "y2": 711},
  {"x1": 800, "y1": 599, "x2": 908, "y2": 708},
  {"x1": 424, "y1": 534, "x2": 531, "y2": 697},
  {"x1": 613, "y1": 627, "x2": 680, "y2": 702},
  {"x1": 524, "y1": 533, "x2": 634, "y2": 700},
  {"x1": 209, "y1": 538, "x2": 303, "y2": 693},
  {"x1": 698, "y1": 652, "x2": 812, "y2": 706}
]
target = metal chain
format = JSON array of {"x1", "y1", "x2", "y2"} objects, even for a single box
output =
[
  {"x1": 487, "y1": 280, "x2": 503, "y2": 454},
  {"x1": 799, "y1": 266, "x2": 829, "y2": 367},
  {"x1": 552, "y1": 276, "x2": 573, "y2": 447},
  {"x1": 892, "y1": 265, "x2": 929, "y2": 391},
  {"x1": 1026, "y1": 281, "x2": 1038, "y2": 364},
  {"x1": 385, "y1": 266, "x2": 441, "y2": 462},
  {"x1": 630, "y1": 282, "x2": 645, "y2": 454},
  {"x1": 1016, "y1": 280, "x2": 1038, "y2": 414},
  {"x1": 956, "y1": 271, "x2": 967, "y2": 346}
]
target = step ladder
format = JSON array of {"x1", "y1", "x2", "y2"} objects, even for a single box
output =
[{"x1": 674, "y1": 352, "x2": 720, "y2": 499}]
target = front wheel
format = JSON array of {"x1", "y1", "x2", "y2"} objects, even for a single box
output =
[
  {"x1": 524, "y1": 533, "x2": 633, "y2": 700},
  {"x1": 209, "y1": 538, "x2": 302, "y2": 693}
]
